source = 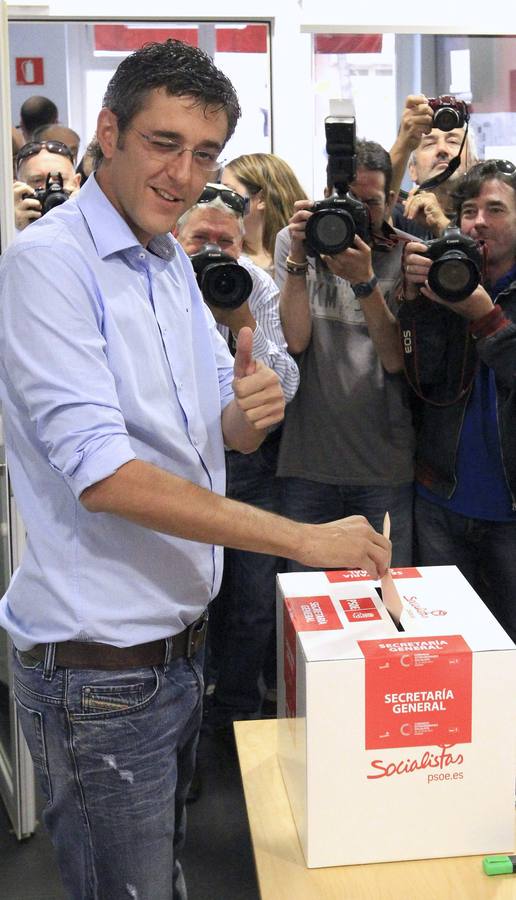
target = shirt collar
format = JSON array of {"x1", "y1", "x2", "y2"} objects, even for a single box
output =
[
  {"x1": 371, "y1": 220, "x2": 399, "y2": 251},
  {"x1": 76, "y1": 174, "x2": 175, "y2": 262}
]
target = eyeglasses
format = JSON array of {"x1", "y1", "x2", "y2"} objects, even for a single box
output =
[
  {"x1": 16, "y1": 140, "x2": 74, "y2": 172},
  {"x1": 197, "y1": 182, "x2": 250, "y2": 216},
  {"x1": 130, "y1": 128, "x2": 225, "y2": 173}
]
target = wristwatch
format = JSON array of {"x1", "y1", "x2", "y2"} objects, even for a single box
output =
[{"x1": 351, "y1": 275, "x2": 378, "y2": 298}]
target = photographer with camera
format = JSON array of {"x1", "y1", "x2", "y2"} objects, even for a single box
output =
[
  {"x1": 390, "y1": 93, "x2": 477, "y2": 240},
  {"x1": 277, "y1": 135, "x2": 415, "y2": 567},
  {"x1": 400, "y1": 159, "x2": 516, "y2": 642},
  {"x1": 177, "y1": 187, "x2": 299, "y2": 734},
  {"x1": 13, "y1": 139, "x2": 80, "y2": 231}
]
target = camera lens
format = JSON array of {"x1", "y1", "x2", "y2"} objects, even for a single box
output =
[
  {"x1": 42, "y1": 189, "x2": 70, "y2": 215},
  {"x1": 428, "y1": 252, "x2": 480, "y2": 302},
  {"x1": 306, "y1": 208, "x2": 355, "y2": 255},
  {"x1": 200, "y1": 262, "x2": 253, "y2": 309},
  {"x1": 433, "y1": 107, "x2": 461, "y2": 132}
]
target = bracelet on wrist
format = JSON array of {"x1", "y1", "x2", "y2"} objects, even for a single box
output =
[{"x1": 286, "y1": 255, "x2": 308, "y2": 275}]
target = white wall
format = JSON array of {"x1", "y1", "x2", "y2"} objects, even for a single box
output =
[{"x1": 9, "y1": 21, "x2": 69, "y2": 128}]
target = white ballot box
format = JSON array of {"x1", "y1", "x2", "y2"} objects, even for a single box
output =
[{"x1": 276, "y1": 565, "x2": 516, "y2": 868}]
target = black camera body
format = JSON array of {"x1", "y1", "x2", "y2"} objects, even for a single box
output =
[
  {"x1": 32, "y1": 172, "x2": 71, "y2": 216},
  {"x1": 305, "y1": 196, "x2": 370, "y2": 256},
  {"x1": 428, "y1": 95, "x2": 469, "y2": 132},
  {"x1": 190, "y1": 243, "x2": 253, "y2": 310},
  {"x1": 423, "y1": 227, "x2": 483, "y2": 302},
  {"x1": 305, "y1": 115, "x2": 371, "y2": 256}
]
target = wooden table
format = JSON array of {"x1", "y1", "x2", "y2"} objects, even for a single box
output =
[{"x1": 234, "y1": 719, "x2": 516, "y2": 900}]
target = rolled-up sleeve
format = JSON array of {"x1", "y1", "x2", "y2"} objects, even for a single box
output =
[{"x1": 0, "y1": 243, "x2": 136, "y2": 498}]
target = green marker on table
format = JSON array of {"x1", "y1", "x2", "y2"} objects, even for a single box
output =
[{"x1": 483, "y1": 854, "x2": 516, "y2": 875}]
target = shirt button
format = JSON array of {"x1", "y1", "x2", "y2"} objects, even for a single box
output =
[{"x1": 138, "y1": 252, "x2": 145, "y2": 260}]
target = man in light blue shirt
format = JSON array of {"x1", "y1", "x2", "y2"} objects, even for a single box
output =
[{"x1": 0, "y1": 40, "x2": 390, "y2": 899}]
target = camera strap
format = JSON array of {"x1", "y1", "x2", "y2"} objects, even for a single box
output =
[
  {"x1": 400, "y1": 297, "x2": 479, "y2": 407},
  {"x1": 415, "y1": 125, "x2": 469, "y2": 195}
]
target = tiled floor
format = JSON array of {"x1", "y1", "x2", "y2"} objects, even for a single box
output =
[{"x1": 0, "y1": 726, "x2": 259, "y2": 900}]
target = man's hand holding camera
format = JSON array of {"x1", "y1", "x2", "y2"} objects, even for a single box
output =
[
  {"x1": 287, "y1": 199, "x2": 313, "y2": 263},
  {"x1": 402, "y1": 189, "x2": 451, "y2": 236},
  {"x1": 14, "y1": 180, "x2": 43, "y2": 230},
  {"x1": 396, "y1": 94, "x2": 434, "y2": 153},
  {"x1": 321, "y1": 234, "x2": 373, "y2": 286},
  {"x1": 403, "y1": 239, "x2": 494, "y2": 320},
  {"x1": 14, "y1": 171, "x2": 80, "y2": 232}
]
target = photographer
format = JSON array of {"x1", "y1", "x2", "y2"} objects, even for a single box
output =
[
  {"x1": 390, "y1": 93, "x2": 477, "y2": 239},
  {"x1": 177, "y1": 189, "x2": 299, "y2": 732},
  {"x1": 277, "y1": 140, "x2": 415, "y2": 567},
  {"x1": 400, "y1": 159, "x2": 516, "y2": 642},
  {"x1": 14, "y1": 139, "x2": 80, "y2": 230}
]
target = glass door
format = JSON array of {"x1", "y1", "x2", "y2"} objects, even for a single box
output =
[
  {"x1": 0, "y1": 439, "x2": 36, "y2": 839},
  {"x1": 0, "y1": 1, "x2": 36, "y2": 839}
]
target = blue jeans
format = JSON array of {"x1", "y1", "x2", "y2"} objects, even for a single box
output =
[
  {"x1": 12, "y1": 646, "x2": 204, "y2": 900},
  {"x1": 209, "y1": 437, "x2": 283, "y2": 722},
  {"x1": 415, "y1": 494, "x2": 516, "y2": 642},
  {"x1": 281, "y1": 477, "x2": 414, "y2": 570}
]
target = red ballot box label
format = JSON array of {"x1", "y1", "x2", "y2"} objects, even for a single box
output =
[
  {"x1": 326, "y1": 567, "x2": 421, "y2": 583},
  {"x1": 284, "y1": 595, "x2": 343, "y2": 632},
  {"x1": 358, "y1": 635, "x2": 472, "y2": 749},
  {"x1": 283, "y1": 596, "x2": 342, "y2": 720},
  {"x1": 340, "y1": 596, "x2": 382, "y2": 623}
]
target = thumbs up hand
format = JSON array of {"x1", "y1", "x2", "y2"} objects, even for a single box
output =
[
  {"x1": 232, "y1": 327, "x2": 285, "y2": 431},
  {"x1": 233, "y1": 325, "x2": 257, "y2": 378}
]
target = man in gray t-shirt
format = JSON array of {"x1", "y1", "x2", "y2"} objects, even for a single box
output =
[{"x1": 277, "y1": 141, "x2": 415, "y2": 566}]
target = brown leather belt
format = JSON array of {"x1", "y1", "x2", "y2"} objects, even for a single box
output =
[{"x1": 21, "y1": 612, "x2": 208, "y2": 670}]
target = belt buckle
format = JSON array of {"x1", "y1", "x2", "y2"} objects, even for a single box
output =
[{"x1": 186, "y1": 611, "x2": 208, "y2": 658}]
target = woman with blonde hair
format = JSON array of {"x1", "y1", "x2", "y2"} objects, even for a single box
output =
[{"x1": 222, "y1": 152, "x2": 308, "y2": 274}]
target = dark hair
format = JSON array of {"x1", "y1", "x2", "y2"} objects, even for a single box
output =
[
  {"x1": 91, "y1": 39, "x2": 240, "y2": 168},
  {"x1": 355, "y1": 140, "x2": 392, "y2": 199},
  {"x1": 19, "y1": 96, "x2": 58, "y2": 137},
  {"x1": 453, "y1": 159, "x2": 516, "y2": 222}
]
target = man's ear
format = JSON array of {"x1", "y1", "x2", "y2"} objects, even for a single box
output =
[
  {"x1": 72, "y1": 173, "x2": 82, "y2": 189},
  {"x1": 96, "y1": 108, "x2": 119, "y2": 161},
  {"x1": 386, "y1": 189, "x2": 396, "y2": 216},
  {"x1": 408, "y1": 158, "x2": 417, "y2": 184}
]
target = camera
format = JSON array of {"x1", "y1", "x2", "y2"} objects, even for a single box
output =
[
  {"x1": 427, "y1": 95, "x2": 469, "y2": 132},
  {"x1": 305, "y1": 196, "x2": 370, "y2": 256},
  {"x1": 305, "y1": 115, "x2": 371, "y2": 256},
  {"x1": 190, "y1": 244, "x2": 253, "y2": 310},
  {"x1": 423, "y1": 227, "x2": 483, "y2": 302},
  {"x1": 32, "y1": 172, "x2": 71, "y2": 216}
]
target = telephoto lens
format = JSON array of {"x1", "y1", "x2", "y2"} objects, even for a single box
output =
[{"x1": 190, "y1": 244, "x2": 253, "y2": 309}]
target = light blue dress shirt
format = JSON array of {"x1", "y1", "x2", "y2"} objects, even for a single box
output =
[{"x1": 0, "y1": 175, "x2": 235, "y2": 649}]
